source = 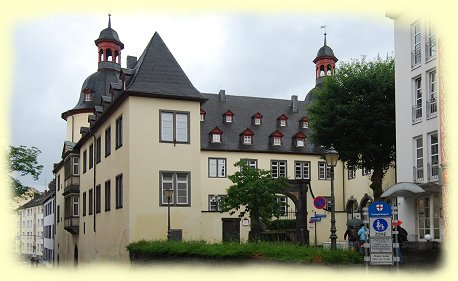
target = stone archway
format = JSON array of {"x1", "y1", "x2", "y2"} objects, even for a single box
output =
[
  {"x1": 346, "y1": 197, "x2": 360, "y2": 219},
  {"x1": 278, "y1": 179, "x2": 310, "y2": 245},
  {"x1": 359, "y1": 193, "x2": 374, "y2": 215}
]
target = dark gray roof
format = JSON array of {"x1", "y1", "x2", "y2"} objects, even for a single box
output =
[
  {"x1": 125, "y1": 32, "x2": 206, "y2": 102},
  {"x1": 62, "y1": 68, "x2": 121, "y2": 119},
  {"x1": 316, "y1": 45, "x2": 336, "y2": 58},
  {"x1": 200, "y1": 93, "x2": 324, "y2": 155},
  {"x1": 18, "y1": 194, "x2": 47, "y2": 210}
]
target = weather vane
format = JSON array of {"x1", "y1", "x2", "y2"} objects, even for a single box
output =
[{"x1": 320, "y1": 25, "x2": 327, "y2": 34}]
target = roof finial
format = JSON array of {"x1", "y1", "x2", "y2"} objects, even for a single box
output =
[
  {"x1": 321, "y1": 25, "x2": 327, "y2": 46},
  {"x1": 108, "y1": 13, "x2": 111, "y2": 28}
]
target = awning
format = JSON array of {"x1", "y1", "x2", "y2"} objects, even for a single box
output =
[{"x1": 380, "y1": 182, "x2": 442, "y2": 198}]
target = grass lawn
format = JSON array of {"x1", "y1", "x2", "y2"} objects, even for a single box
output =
[{"x1": 127, "y1": 240, "x2": 362, "y2": 265}]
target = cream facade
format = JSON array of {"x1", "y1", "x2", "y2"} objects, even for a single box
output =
[{"x1": 53, "y1": 19, "x2": 395, "y2": 265}]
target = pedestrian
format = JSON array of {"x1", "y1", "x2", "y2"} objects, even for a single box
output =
[
  {"x1": 357, "y1": 224, "x2": 368, "y2": 255},
  {"x1": 344, "y1": 225, "x2": 358, "y2": 251},
  {"x1": 393, "y1": 219, "x2": 408, "y2": 262}
]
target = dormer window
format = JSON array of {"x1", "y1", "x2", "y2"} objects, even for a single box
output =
[
  {"x1": 83, "y1": 88, "x2": 93, "y2": 102},
  {"x1": 270, "y1": 130, "x2": 284, "y2": 146},
  {"x1": 223, "y1": 110, "x2": 234, "y2": 123},
  {"x1": 293, "y1": 131, "x2": 306, "y2": 147},
  {"x1": 210, "y1": 127, "x2": 223, "y2": 143},
  {"x1": 200, "y1": 108, "x2": 206, "y2": 122},
  {"x1": 252, "y1": 112, "x2": 263, "y2": 126},
  {"x1": 277, "y1": 114, "x2": 288, "y2": 127},
  {"x1": 300, "y1": 116, "x2": 309, "y2": 128},
  {"x1": 240, "y1": 128, "x2": 254, "y2": 145}
]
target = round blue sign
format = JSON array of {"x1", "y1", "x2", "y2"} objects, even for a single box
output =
[{"x1": 372, "y1": 218, "x2": 389, "y2": 232}]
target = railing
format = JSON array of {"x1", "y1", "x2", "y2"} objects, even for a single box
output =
[
  {"x1": 64, "y1": 216, "x2": 79, "y2": 234},
  {"x1": 411, "y1": 48, "x2": 421, "y2": 68},
  {"x1": 426, "y1": 98, "x2": 438, "y2": 118},
  {"x1": 63, "y1": 176, "x2": 80, "y2": 195},
  {"x1": 413, "y1": 166, "x2": 424, "y2": 182},
  {"x1": 412, "y1": 104, "x2": 422, "y2": 123},
  {"x1": 428, "y1": 162, "x2": 440, "y2": 181}
]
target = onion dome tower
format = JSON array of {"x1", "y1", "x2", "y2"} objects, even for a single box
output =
[
  {"x1": 61, "y1": 15, "x2": 124, "y2": 143},
  {"x1": 305, "y1": 32, "x2": 338, "y2": 103}
]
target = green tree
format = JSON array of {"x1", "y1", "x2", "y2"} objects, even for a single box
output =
[
  {"x1": 219, "y1": 160, "x2": 289, "y2": 241},
  {"x1": 307, "y1": 56, "x2": 395, "y2": 199},
  {"x1": 9, "y1": 145, "x2": 43, "y2": 196}
]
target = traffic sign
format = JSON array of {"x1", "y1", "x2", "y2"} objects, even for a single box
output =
[
  {"x1": 310, "y1": 217, "x2": 321, "y2": 222},
  {"x1": 370, "y1": 238, "x2": 393, "y2": 253},
  {"x1": 370, "y1": 253, "x2": 393, "y2": 265},
  {"x1": 369, "y1": 217, "x2": 392, "y2": 237},
  {"x1": 368, "y1": 201, "x2": 392, "y2": 217},
  {"x1": 314, "y1": 196, "x2": 327, "y2": 209}
]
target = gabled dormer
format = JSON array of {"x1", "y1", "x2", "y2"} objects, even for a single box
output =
[
  {"x1": 277, "y1": 114, "x2": 288, "y2": 127},
  {"x1": 293, "y1": 131, "x2": 306, "y2": 147},
  {"x1": 210, "y1": 127, "x2": 223, "y2": 143},
  {"x1": 300, "y1": 116, "x2": 309, "y2": 129},
  {"x1": 270, "y1": 130, "x2": 284, "y2": 146},
  {"x1": 200, "y1": 108, "x2": 206, "y2": 122},
  {"x1": 252, "y1": 112, "x2": 263, "y2": 126},
  {"x1": 240, "y1": 128, "x2": 254, "y2": 145},
  {"x1": 223, "y1": 110, "x2": 234, "y2": 123}
]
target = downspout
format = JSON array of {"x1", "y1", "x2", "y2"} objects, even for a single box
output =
[
  {"x1": 92, "y1": 134, "x2": 96, "y2": 233},
  {"x1": 71, "y1": 116, "x2": 75, "y2": 142}
]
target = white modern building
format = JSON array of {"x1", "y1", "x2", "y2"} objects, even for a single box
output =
[
  {"x1": 17, "y1": 195, "x2": 45, "y2": 259},
  {"x1": 43, "y1": 191, "x2": 55, "y2": 265},
  {"x1": 384, "y1": 13, "x2": 443, "y2": 247}
]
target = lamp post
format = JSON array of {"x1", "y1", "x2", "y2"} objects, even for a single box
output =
[
  {"x1": 324, "y1": 145, "x2": 339, "y2": 250},
  {"x1": 164, "y1": 188, "x2": 174, "y2": 240}
]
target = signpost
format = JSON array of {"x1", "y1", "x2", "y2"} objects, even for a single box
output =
[{"x1": 368, "y1": 201, "x2": 393, "y2": 266}]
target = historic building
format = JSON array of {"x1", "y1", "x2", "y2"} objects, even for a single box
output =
[
  {"x1": 53, "y1": 17, "x2": 394, "y2": 264},
  {"x1": 384, "y1": 13, "x2": 444, "y2": 247}
]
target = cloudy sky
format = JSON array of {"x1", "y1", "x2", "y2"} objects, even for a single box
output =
[{"x1": 10, "y1": 12, "x2": 394, "y2": 191}]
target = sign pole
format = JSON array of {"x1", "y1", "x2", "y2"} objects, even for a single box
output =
[{"x1": 314, "y1": 211, "x2": 317, "y2": 246}]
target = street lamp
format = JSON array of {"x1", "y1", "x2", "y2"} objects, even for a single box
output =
[
  {"x1": 164, "y1": 188, "x2": 174, "y2": 240},
  {"x1": 324, "y1": 145, "x2": 339, "y2": 250}
]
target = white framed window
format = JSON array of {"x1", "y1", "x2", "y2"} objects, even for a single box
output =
[
  {"x1": 273, "y1": 137, "x2": 282, "y2": 146},
  {"x1": 72, "y1": 157, "x2": 79, "y2": 175},
  {"x1": 84, "y1": 92, "x2": 92, "y2": 102},
  {"x1": 160, "y1": 172, "x2": 190, "y2": 206},
  {"x1": 254, "y1": 118, "x2": 261, "y2": 125},
  {"x1": 428, "y1": 132, "x2": 439, "y2": 181},
  {"x1": 414, "y1": 136, "x2": 424, "y2": 182},
  {"x1": 296, "y1": 138, "x2": 305, "y2": 147},
  {"x1": 246, "y1": 159, "x2": 257, "y2": 169},
  {"x1": 412, "y1": 21, "x2": 421, "y2": 67},
  {"x1": 225, "y1": 115, "x2": 233, "y2": 123},
  {"x1": 209, "y1": 158, "x2": 226, "y2": 178},
  {"x1": 211, "y1": 133, "x2": 221, "y2": 143},
  {"x1": 302, "y1": 121, "x2": 309, "y2": 128},
  {"x1": 200, "y1": 113, "x2": 205, "y2": 122},
  {"x1": 280, "y1": 119, "x2": 287, "y2": 127},
  {"x1": 276, "y1": 196, "x2": 288, "y2": 216},
  {"x1": 426, "y1": 20, "x2": 436, "y2": 60},
  {"x1": 208, "y1": 195, "x2": 225, "y2": 211},
  {"x1": 362, "y1": 167, "x2": 370, "y2": 176},
  {"x1": 413, "y1": 76, "x2": 422, "y2": 123},
  {"x1": 72, "y1": 196, "x2": 79, "y2": 216},
  {"x1": 318, "y1": 162, "x2": 331, "y2": 180},
  {"x1": 271, "y1": 160, "x2": 287, "y2": 178},
  {"x1": 348, "y1": 166, "x2": 356, "y2": 180},
  {"x1": 295, "y1": 161, "x2": 310, "y2": 180},
  {"x1": 243, "y1": 135, "x2": 252, "y2": 145},
  {"x1": 427, "y1": 70, "x2": 437, "y2": 117},
  {"x1": 160, "y1": 111, "x2": 189, "y2": 143}
]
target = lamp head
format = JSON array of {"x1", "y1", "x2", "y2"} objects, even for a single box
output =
[{"x1": 324, "y1": 145, "x2": 339, "y2": 167}]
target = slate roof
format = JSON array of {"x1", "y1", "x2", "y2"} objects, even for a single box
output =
[
  {"x1": 125, "y1": 32, "x2": 206, "y2": 102},
  {"x1": 18, "y1": 194, "x2": 47, "y2": 210},
  {"x1": 200, "y1": 93, "x2": 325, "y2": 155}
]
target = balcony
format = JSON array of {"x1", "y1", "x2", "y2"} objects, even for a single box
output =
[
  {"x1": 64, "y1": 216, "x2": 79, "y2": 234},
  {"x1": 413, "y1": 166, "x2": 424, "y2": 182},
  {"x1": 426, "y1": 98, "x2": 438, "y2": 118},
  {"x1": 428, "y1": 162, "x2": 440, "y2": 182},
  {"x1": 62, "y1": 176, "x2": 80, "y2": 196},
  {"x1": 412, "y1": 104, "x2": 422, "y2": 123}
]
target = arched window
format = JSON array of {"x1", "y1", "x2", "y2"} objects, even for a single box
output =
[
  {"x1": 327, "y1": 64, "x2": 332, "y2": 76},
  {"x1": 320, "y1": 65, "x2": 325, "y2": 76},
  {"x1": 346, "y1": 198, "x2": 359, "y2": 219},
  {"x1": 114, "y1": 50, "x2": 120, "y2": 63},
  {"x1": 106, "y1": 49, "x2": 113, "y2": 62},
  {"x1": 98, "y1": 49, "x2": 103, "y2": 62}
]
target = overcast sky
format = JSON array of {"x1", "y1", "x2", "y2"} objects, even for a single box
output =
[{"x1": 10, "y1": 12, "x2": 394, "y2": 191}]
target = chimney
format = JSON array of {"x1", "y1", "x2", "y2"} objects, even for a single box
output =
[
  {"x1": 219, "y1": 89, "x2": 227, "y2": 102},
  {"x1": 126, "y1": 56, "x2": 137, "y2": 69},
  {"x1": 291, "y1": 95, "x2": 298, "y2": 112}
]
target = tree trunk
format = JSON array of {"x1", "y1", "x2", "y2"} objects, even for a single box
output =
[
  {"x1": 249, "y1": 212, "x2": 262, "y2": 242},
  {"x1": 370, "y1": 166, "x2": 384, "y2": 200}
]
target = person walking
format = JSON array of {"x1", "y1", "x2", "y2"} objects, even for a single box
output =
[
  {"x1": 344, "y1": 225, "x2": 358, "y2": 251},
  {"x1": 357, "y1": 224, "x2": 368, "y2": 255},
  {"x1": 393, "y1": 219, "x2": 408, "y2": 262}
]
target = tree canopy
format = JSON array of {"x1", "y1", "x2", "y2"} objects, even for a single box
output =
[
  {"x1": 219, "y1": 160, "x2": 289, "y2": 241},
  {"x1": 307, "y1": 56, "x2": 395, "y2": 199},
  {"x1": 9, "y1": 145, "x2": 43, "y2": 196}
]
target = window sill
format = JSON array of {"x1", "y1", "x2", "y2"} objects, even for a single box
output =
[
  {"x1": 426, "y1": 114, "x2": 438, "y2": 120},
  {"x1": 411, "y1": 64, "x2": 421, "y2": 71}
]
